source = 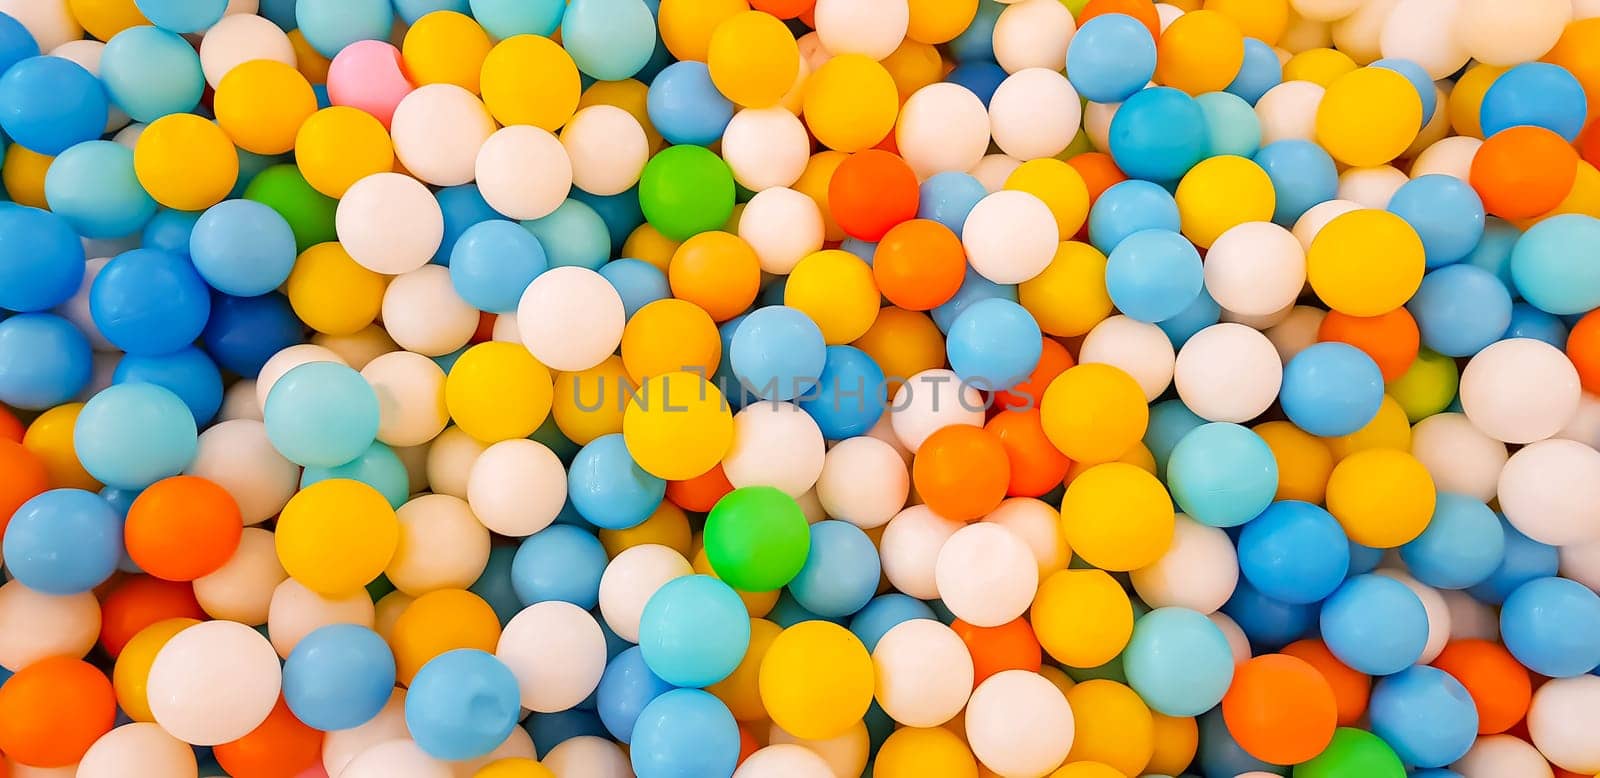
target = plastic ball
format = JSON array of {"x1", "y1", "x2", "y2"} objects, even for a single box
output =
[
  {"x1": 1459, "y1": 337, "x2": 1582, "y2": 444},
  {"x1": 596, "y1": 544, "x2": 692, "y2": 646},
  {"x1": 1409, "y1": 264, "x2": 1513, "y2": 358},
  {"x1": 1319, "y1": 574, "x2": 1429, "y2": 675},
  {"x1": 1128, "y1": 514, "x2": 1238, "y2": 614},
  {"x1": 1368, "y1": 665, "x2": 1478, "y2": 768},
  {"x1": 1060, "y1": 462, "x2": 1174, "y2": 572},
  {"x1": 73, "y1": 381, "x2": 197, "y2": 490},
  {"x1": 274, "y1": 478, "x2": 398, "y2": 596},
  {"x1": 1306, "y1": 209, "x2": 1426, "y2": 316},
  {"x1": 628, "y1": 689, "x2": 739, "y2": 778},
  {"x1": 759, "y1": 621, "x2": 874, "y2": 741},
  {"x1": 41, "y1": 140, "x2": 155, "y2": 240},
  {"x1": 334, "y1": 173, "x2": 445, "y2": 275},
  {"x1": 1166, "y1": 422, "x2": 1278, "y2": 528},
  {"x1": 188, "y1": 199, "x2": 297, "y2": 297},
  {"x1": 1471, "y1": 126, "x2": 1580, "y2": 221},
  {"x1": 989, "y1": 68, "x2": 1081, "y2": 161},
  {"x1": 702, "y1": 485, "x2": 810, "y2": 593},
  {"x1": 1502, "y1": 579, "x2": 1600, "y2": 678},
  {"x1": 282, "y1": 624, "x2": 396, "y2": 732},
  {"x1": 1109, "y1": 87, "x2": 1209, "y2": 183},
  {"x1": 145, "y1": 620, "x2": 280, "y2": 746},
  {"x1": 405, "y1": 649, "x2": 521, "y2": 761},
  {"x1": 2, "y1": 489, "x2": 121, "y2": 595},
  {"x1": 0, "y1": 55, "x2": 107, "y2": 156},
  {"x1": 1067, "y1": 13, "x2": 1156, "y2": 103},
  {"x1": 0, "y1": 314, "x2": 92, "y2": 411},
  {"x1": 637, "y1": 575, "x2": 749, "y2": 688},
  {"x1": 1203, "y1": 221, "x2": 1306, "y2": 317},
  {"x1": 1527, "y1": 675, "x2": 1600, "y2": 774},
  {"x1": 1156, "y1": 9, "x2": 1245, "y2": 94},
  {"x1": 1219, "y1": 653, "x2": 1338, "y2": 765},
  {"x1": 1511, "y1": 214, "x2": 1600, "y2": 317},
  {"x1": 1105, "y1": 229, "x2": 1204, "y2": 323},
  {"x1": 1279, "y1": 342, "x2": 1385, "y2": 437},
  {"x1": 1498, "y1": 439, "x2": 1600, "y2": 548},
  {"x1": 961, "y1": 670, "x2": 1074, "y2": 776},
  {"x1": 494, "y1": 600, "x2": 607, "y2": 715}
]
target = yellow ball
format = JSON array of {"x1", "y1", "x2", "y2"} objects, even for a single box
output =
[
  {"x1": 852, "y1": 307, "x2": 946, "y2": 395},
  {"x1": 707, "y1": 10, "x2": 800, "y2": 108},
  {"x1": 907, "y1": 0, "x2": 979, "y2": 44},
  {"x1": 707, "y1": 618, "x2": 782, "y2": 721},
  {"x1": 274, "y1": 479, "x2": 399, "y2": 596},
  {"x1": 112, "y1": 618, "x2": 200, "y2": 723},
  {"x1": 1020, "y1": 242, "x2": 1114, "y2": 337},
  {"x1": 390, "y1": 589, "x2": 503, "y2": 684},
  {"x1": 402, "y1": 11, "x2": 492, "y2": 93},
  {"x1": 881, "y1": 39, "x2": 945, "y2": 101},
  {"x1": 294, "y1": 107, "x2": 395, "y2": 198},
  {"x1": 786, "y1": 250, "x2": 880, "y2": 344},
  {"x1": 134, "y1": 114, "x2": 239, "y2": 211},
  {"x1": 1064, "y1": 442, "x2": 1158, "y2": 487},
  {"x1": 23, "y1": 403, "x2": 100, "y2": 491},
  {"x1": 1449, "y1": 63, "x2": 1506, "y2": 139},
  {"x1": 658, "y1": 0, "x2": 749, "y2": 62},
  {"x1": 1306, "y1": 209, "x2": 1425, "y2": 316},
  {"x1": 553, "y1": 356, "x2": 634, "y2": 447},
  {"x1": 622, "y1": 223, "x2": 682, "y2": 273},
  {"x1": 1325, "y1": 448, "x2": 1435, "y2": 548},
  {"x1": 1049, "y1": 762, "x2": 1127, "y2": 778},
  {"x1": 693, "y1": 546, "x2": 779, "y2": 618},
  {"x1": 1006, "y1": 159, "x2": 1091, "y2": 238},
  {"x1": 286, "y1": 242, "x2": 387, "y2": 335},
  {"x1": 874, "y1": 727, "x2": 979, "y2": 778},
  {"x1": 1282, "y1": 47, "x2": 1358, "y2": 86},
  {"x1": 1040, "y1": 364, "x2": 1149, "y2": 465},
  {"x1": 2, "y1": 143, "x2": 51, "y2": 208},
  {"x1": 481, "y1": 35, "x2": 580, "y2": 131},
  {"x1": 759, "y1": 621, "x2": 874, "y2": 741},
  {"x1": 1316, "y1": 67, "x2": 1423, "y2": 168},
  {"x1": 1030, "y1": 569, "x2": 1133, "y2": 669},
  {"x1": 795, "y1": 150, "x2": 851, "y2": 241},
  {"x1": 1155, "y1": 10, "x2": 1246, "y2": 95},
  {"x1": 214, "y1": 59, "x2": 317, "y2": 155},
  {"x1": 445, "y1": 342, "x2": 555, "y2": 443},
  {"x1": 1254, "y1": 420, "x2": 1334, "y2": 504},
  {"x1": 802, "y1": 54, "x2": 899, "y2": 153},
  {"x1": 1174, "y1": 155, "x2": 1276, "y2": 249},
  {"x1": 1323, "y1": 394, "x2": 1411, "y2": 461},
  {"x1": 1064, "y1": 680, "x2": 1156, "y2": 777},
  {"x1": 1059, "y1": 463, "x2": 1176, "y2": 571},
  {"x1": 600, "y1": 502, "x2": 693, "y2": 558},
  {"x1": 622, "y1": 371, "x2": 734, "y2": 481},
  {"x1": 1147, "y1": 713, "x2": 1200, "y2": 777},
  {"x1": 473, "y1": 758, "x2": 554, "y2": 778},
  {"x1": 68, "y1": 0, "x2": 148, "y2": 42},
  {"x1": 1203, "y1": 0, "x2": 1289, "y2": 44},
  {"x1": 621, "y1": 299, "x2": 722, "y2": 382}
]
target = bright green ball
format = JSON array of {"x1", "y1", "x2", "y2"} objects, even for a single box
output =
[
  {"x1": 244, "y1": 164, "x2": 337, "y2": 253},
  {"x1": 637, "y1": 144, "x2": 735, "y2": 241},
  {"x1": 1293, "y1": 728, "x2": 1406, "y2": 778},
  {"x1": 703, "y1": 486, "x2": 810, "y2": 592}
]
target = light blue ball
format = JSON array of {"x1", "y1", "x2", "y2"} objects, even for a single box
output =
[
  {"x1": 931, "y1": 268, "x2": 1018, "y2": 333},
  {"x1": 571, "y1": 187, "x2": 644, "y2": 252},
  {"x1": 512, "y1": 524, "x2": 608, "y2": 609},
  {"x1": 470, "y1": 546, "x2": 522, "y2": 626},
  {"x1": 789, "y1": 520, "x2": 881, "y2": 619},
  {"x1": 89, "y1": 248, "x2": 212, "y2": 356},
  {"x1": 1237, "y1": 500, "x2": 1350, "y2": 604},
  {"x1": 1279, "y1": 342, "x2": 1384, "y2": 437},
  {"x1": 134, "y1": 0, "x2": 227, "y2": 32},
  {"x1": 74, "y1": 382, "x2": 198, "y2": 489},
  {"x1": 947, "y1": 0, "x2": 1003, "y2": 63},
  {"x1": 142, "y1": 208, "x2": 203, "y2": 257},
  {"x1": 300, "y1": 441, "x2": 409, "y2": 508},
  {"x1": 1198, "y1": 92, "x2": 1261, "y2": 158},
  {"x1": 798, "y1": 345, "x2": 887, "y2": 440},
  {"x1": 0, "y1": 12, "x2": 39, "y2": 76},
  {"x1": 1088, "y1": 180, "x2": 1181, "y2": 253},
  {"x1": 767, "y1": 589, "x2": 841, "y2": 628},
  {"x1": 0, "y1": 313, "x2": 91, "y2": 411},
  {"x1": 432, "y1": 184, "x2": 505, "y2": 265},
  {"x1": 1480, "y1": 62, "x2": 1589, "y2": 142},
  {"x1": 1510, "y1": 214, "x2": 1600, "y2": 315},
  {"x1": 945, "y1": 298, "x2": 1042, "y2": 392},
  {"x1": 1124, "y1": 607, "x2": 1236, "y2": 716},
  {"x1": 1166, "y1": 422, "x2": 1279, "y2": 528},
  {"x1": 1106, "y1": 229, "x2": 1204, "y2": 323},
  {"x1": 469, "y1": 0, "x2": 565, "y2": 39},
  {"x1": 392, "y1": 0, "x2": 471, "y2": 24},
  {"x1": 1369, "y1": 665, "x2": 1478, "y2": 767},
  {"x1": 848, "y1": 594, "x2": 936, "y2": 653},
  {"x1": 283, "y1": 624, "x2": 397, "y2": 731},
  {"x1": 450, "y1": 220, "x2": 548, "y2": 313},
  {"x1": 406, "y1": 649, "x2": 522, "y2": 761},
  {"x1": 1066, "y1": 13, "x2": 1156, "y2": 104},
  {"x1": 563, "y1": 0, "x2": 656, "y2": 81},
  {"x1": 629, "y1": 689, "x2": 740, "y2": 778},
  {"x1": 1155, "y1": 286, "x2": 1221, "y2": 348},
  {"x1": 1408, "y1": 264, "x2": 1512, "y2": 357},
  {"x1": 567, "y1": 434, "x2": 666, "y2": 530},
  {"x1": 1198, "y1": 708, "x2": 1283, "y2": 778},
  {"x1": 1319, "y1": 573, "x2": 1429, "y2": 675},
  {"x1": 1467, "y1": 519, "x2": 1557, "y2": 605},
  {"x1": 1225, "y1": 38, "x2": 1282, "y2": 105},
  {"x1": 44, "y1": 140, "x2": 158, "y2": 239},
  {"x1": 647, "y1": 61, "x2": 734, "y2": 146},
  {"x1": 1503, "y1": 302, "x2": 1568, "y2": 347},
  {"x1": 296, "y1": 0, "x2": 396, "y2": 58},
  {"x1": 839, "y1": 238, "x2": 875, "y2": 264},
  {"x1": 0, "y1": 205, "x2": 86, "y2": 312},
  {"x1": 1501, "y1": 576, "x2": 1600, "y2": 677},
  {"x1": 0, "y1": 56, "x2": 108, "y2": 155},
  {"x1": 262, "y1": 361, "x2": 381, "y2": 468},
  {"x1": 637, "y1": 575, "x2": 750, "y2": 687},
  {"x1": 3, "y1": 488, "x2": 123, "y2": 595},
  {"x1": 1109, "y1": 87, "x2": 1210, "y2": 183},
  {"x1": 112, "y1": 346, "x2": 223, "y2": 425},
  {"x1": 1349, "y1": 541, "x2": 1384, "y2": 576},
  {"x1": 1253, "y1": 140, "x2": 1338, "y2": 227},
  {"x1": 1222, "y1": 576, "x2": 1316, "y2": 652},
  {"x1": 596, "y1": 646, "x2": 673, "y2": 743},
  {"x1": 522, "y1": 198, "x2": 610, "y2": 270},
  {"x1": 730, "y1": 305, "x2": 826, "y2": 402},
  {"x1": 917, "y1": 172, "x2": 988, "y2": 233},
  {"x1": 1388, "y1": 174, "x2": 1487, "y2": 268},
  {"x1": 1463, "y1": 216, "x2": 1520, "y2": 289},
  {"x1": 1399, "y1": 493, "x2": 1505, "y2": 590},
  {"x1": 189, "y1": 200, "x2": 298, "y2": 297},
  {"x1": 1143, "y1": 398, "x2": 1206, "y2": 478},
  {"x1": 1372, "y1": 57, "x2": 1438, "y2": 125},
  {"x1": 599, "y1": 258, "x2": 671, "y2": 320}
]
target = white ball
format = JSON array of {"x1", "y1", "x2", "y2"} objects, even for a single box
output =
[
  {"x1": 426, "y1": 426, "x2": 488, "y2": 498},
  {"x1": 1221, "y1": 301, "x2": 1297, "y2": 331},
  {"x1": 0, "y1": 0, "x2": 79, "y2": 51},
  {"x1": 468, "y1": 439, "x2": 566, "y2": 537},
  {"x1": 1453, "y1": 734, "x2": 1555, "y2": 778},
  {"x1": 561, "y1": 105, "x2": 647, "y2": 197},
  {"x1": 77, "y1": 723, "x2": 197, "y2": 778},
  {"x1": 1460, "y1": 338, "x2": 1582, "y2": 444},
  {"x1": 1579, "y1": 0, "x2": 1600, "y2": 17},
  {"x1": 147, "y1": 621, "x2": 281, "y2": 746},
  {"x1": 1155, "y1": 2, "x2": 1185, "y2": 31},
  {"x1": 795, "y1": 486, "x2": 827, "y2": 524},
  {"x1": 968, "y1": 153, "x2": 1023, "y2": 193},
  {"x1": 965, "y1": 670, "x2": 1075, "y2": 777},
  {"x1": 865, "y1": 413, "x2": 914, "y2": 465},
  {"x1": 1292, "y1": 198, "x2": 1363, "y2": 251},
  {"x1": 1337, "y1": 165, "x2": 1409, "y2": 209},
  {"x1": 1204, "y1": 221, "x2": 1308, "y2": 318},
  {"x1": 1440, "y1": 588, "x2": 1499, "y2": 641},
  {"x1": 362, "y1": 351, "x2": 450, "y2": 449},
  {"x1": 1174, "y1": 323, "x2": 1284, "y2": 423},
  {"x1": 1209, "y1": 611, "x2": 1253, "y2": 663},
  {"x1": 889, "y1": 369, "x2": 986, "y2": 452},
  {"x1": 199, "y1": 13, "x2": 294, "y2": 87},
  {"x1": 1556, "y1": 392, "x2": 1600, "y2": 449},
  {"x1": 767, "y1": 722, "x2": 870, "y2": 778},
  {"x1": 1497, "y1": 439, "x2": 1600, "y2": 547},
  {"x1": 1256, "y1": 81, "x2": 1324, "y2": 145},
  {"x1": 389, "y1": 84, "x2": 496, "y2": 186},
  {"x1": 382, "y1": 265, "x2": 480, "y2": 357},
  {"x1": 54, "y1": 257, "x2": 113, "y2": 351},
  {"x1": 879, "y1": 505, "x2": 964, "y2": 599},
  {"x1": 993, "y1": 0, "x2": 1077, "y2": 73},
  {"x1": 895, "y1": 82, "x2": 991, "y2": 179},
  {"x1": 255, "y1": 344, "x2": 347, "y2": 411},
  {"x1": 1455, "y1": 0, "x2": 1571, "y2": 66},
  {"x1": 723, "y1": 401, "x2": 827, "y2": 497},
  {"x1": 962, "y1": 190, "x2": 1059, "y2": 284},
  {"x1": 81, "y1": 351, "x2": 119, "y2": 402},
  {"x1": 815, "y1": 436, "x2": 909, "y2": 530},
  {"x1": 1329, "y1": 0, "x2": 1400, "y2": 63},
  {"x1": 0, "y1": 580, "x2": 98, "y2": 672},
  {"x1": 475, "y1": 125, "x2": 572, "y2": 220},
  {"x1": 739, "y1": 187, "x2": 825, "y2": 275},
  {"x1": 1375, "y1": 569, "x2": 1450, "y2": 663},
  {"x1": 340, "y1": 740, "x2": 452, "y2": 778},
  {"x1": 517, "y1": 266, "x2": 626, "y2": 372},
  {"x1": 872, "y1": 619, "x2": 974, "y2": 727},
  {"x1": 983, "y1": 497, "x2": 1068, "y2": 577},
  {"x1": 722, "y1": 107, "x2": 811, "y2": 191},
  {"x1": 1130, "y1": 515, "x2": 1239, "y2": 614},
  {"x1": 1079, "y1": 315, "x2": 1176, "y2": 401},
  {"x1": 542, "y1": 737, "x2": 632, "y2": 778},
  {"x1": 733, "y1": 745, "x2": 835, "y2": 778},
  {"x1": 218, "y1": 379, "x2": 261, "y2": 423},
  {"x1": 1407, "y1": 84, "x2": 1453, "y2": 156},
  {"x1": 321, "y1": 690, "x2": 409, "y2": 776},
  {"x1": 1379, "y1": 0, "x2": 1470, "y2": 79},
  {"x1": 1411, "y1": 136, "x2": 1482, "y2": 181},
  {"x1": 1283, "y1": 14, "x2": 1334, "y2": 52},
  {"x1": 267, "y1": 578, "x2": 375, "y2": 658},
  {"x1": 1083, "y1": 98, "x2": 1121, "y2": 154},
  {"x1": 1265, "y1": 306, "x2": 1328, "y2": 364},
  {"x1": 314, "y1": 326, "x2": 397, "y2": 371},
  {"x1": 389, "y1": 494, "x2": 492, "y2": 596},
  {"x1": 1410, "y1": 412, "x2": 1508, "y2": 502},
  {"x1": 1561, "y1": 539, "x2": 1600, "y2": 592},
  {"x1": 1290, "y1": 0, "x2": 1363, "y2": 21},
  {"x1": 496, "y1": 601, "x2": 609, "y2": 713},
  {"x1": 186, "y1": 419, "x2": 300, "y2": 525},
  {"x1": 989, "y1": 68, "x2": 1082, "y2": 160},
  {"x1": 935, "y1": 522, "x2": 1039, "y2": 627},
  {"x1": 336, "y1": 172, "x2": 445, "y2": 274},
  {"x1": 1528, "y1": 675, "x2": 1600, "y2": 773},
  {"x1": 812, "y1": 0, "x2": 909, "y2": 60},
  {"x1": 597, "y1": 543, "x2": 693, "y2": 643},
  {"x1": 194, "y1": 527, "x2": 286, "y2": 625},
  {"x1": 450, "y1": 728, "x2": 539, "y2": 777}
]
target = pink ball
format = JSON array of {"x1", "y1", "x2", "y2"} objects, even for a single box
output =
[{"x1": 326, "y1": 40, "x2": 414, "y2": 128}]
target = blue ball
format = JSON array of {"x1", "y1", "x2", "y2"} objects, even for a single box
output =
[
  {"x1": 1124, "y1": 607, "x2": 1236, "y2": 717},
  {"x1": 563, "y1": 0, "x2": 655, "y2": 81},
  {"x1": 75, "y1": 382, "x2": 198, "y2": 489},
  {"x1": 1480, "y1": 62, "x2": 1589, "y2": 142},
  {"x1": 262, "y1": 361, "x2": 380, "y2": 468},
  {"x1": 1464, "y1": 216, "x2": 1520, "y2": 289},
  {"x1": 1510, "y1": 214, "x2": 1600, "y2": 316},
  {"x1": 1279, "y1": 342, "x2": 1385, "y2": 437},
  {"x1": 524, "y1": 710, "x2": 607, "y2": 757},
  {"x1": 0, "y1": 12, "x2": 39, "y2": 77},
  {"x1": 917, "y1": 171, "x2": 988, "y2": 233},
  {"x1": 450, "y1": 220, "x2": 549, "y2": 313},
  {"x1": 134, "y1": 0, "x2": 227, "y2": 32},
  {"x1": 629, "y1": 689, "x2": 740, "y2": 778},
  {"x1": 300, "y1": 441, "x2": 409, "y2": 508},
  {"x1": 797, "y1": 345, "x2": 887, "y2": 440},
  {"x1": 1399, "y1": 493, "x2": 1505, "y2": 590},
  {"x1": 1503, "y1": 302, "x2": 1569, "y2": 348},
  {"x1": 1467, "y1": 519, "x2": 1558, "y2": 605},
  {"x1": 1348, "y1": 541, "x2": 1384, "y2": 576},
  {"x1": 1237, "y1": 500, "x2": 1351, "y2": 604},
  {"x1": 201, "y1": 292, "x2": 305, "y2": 376},
  {"x1": 113, "y1": 346, "x2": 223, "y2": 425},
  {"x1": 432, "y1": 184, "x2": 505, "y2": 265},
  {"x1": 766, "y1": 588, "x2": 841, "y2": 628},
  {"x1": 599, "y1": 258, "x2": 671, "y2": 319},
  {"x1": 931, "y1": 268, "x2": 1018, "y2": 333},
  {"x1": 469, "y1": 0, "x2": 565, "y2": 39},
  {"x1": 142, "y1": 208, "x2": 203, "y2": 256},
  {"x1": 189, "y1": 200, "x2": 298, "y2": 297},
  {"x1": 1166, "y1": 422, "x2": 1279, "y2": 528},
  {"x1": 1501, "y1": 576, "x2": 1600, "y2": 677},
  {"x1": 0, "y1": 313, "x2": 91, "y2": 410},
  {"x1": 1319, "y1": 574, "x2": 1429, "y2": 675},
  {"x1": 1408, "y1": 264, "x2": 1513, "y2": 358},
  {"x1": 283, "y1": 624, "x2": 397, "y2": 731},
  {"x1": 1155, "y1": 286, "x2": 1221, "y2": 348},
  {"x1": 1066, "y1": 13, "x2": 1157, "y2": 103},
  {"x1": 1221, "y1": 576, "x2": 1317, "y2": 651},
  {"x1": 848, "y1": 594, "x2": 936, "y2": 652},
  {"x1": 89, "y1": 249, "x2": 213, "y2": 356},
  {"x1": 1369, "y1": 665, "x2": 1479, "y2": 767},
  {"x1": 44, "y1": 140, "x2": 158, "y2": 239},
  {"x1": 392, "y1": 0, "x2": 470, "y2": 23},
  {"x1": 647, "y1": 61, "x2": 734, "y2": 146},
  {"x1": 0, "y1": 56, "x2": 108, "y2": 156},
  {"x1": 3, "y1": 488, "x2": 123, "y2": 595},
  {"x1": 567, "y1": 434, "x2": 666, "y2": 530},
  {"x1": 1198, "y1": 92, "x2": 1262, "y2": 158},
  {"x1": 1109, "y1": 87, "x2": 1210, "y2": 183},
  {"x1": 1388, "y1": 175, "x2": 1487, "y2": 269},
  {"x1": 512, "y1": 524, "x2": 609, "y2": 609},
  {"x1": 1198, "y1": 708, "x2": 1283, "y2": 778},
  {"x1": 789, "y1": 520, "x2": 881, "y2": 618},
  {"x1": 295, "y1": 0, "x2": 395, "y2": 58},
  {"x1": 596, "y1": 646, "x2": 674, "y2": 743},
  {"x1": 569, "y1": 187, "x2": 646, "y2": 254},
  {"x1": 0, "y1": 205, "x2": 86, "y2": 313},
  {"x1": 1253, "y1": 140, "x2": 1338, "y2": 227},
  {"x1": 945, "y1": 298, "x2": 1042, "y2": 392},
  {"x1": 406, "y1": 649, "x2": 522, "y2": 761},
  {"x1": 1106, "y1": 229, "x2": 1204, "y2": 324},
  {"x1": 730, "y1": 305, "x2": 827, "y2": 402},
  {"x1": 522, "y1": 198, "x2": 610, "y2": 270},
  {"x1": 947, "y1": 0, "x2": 1003, "y2": 63},
  {"x1": 1225, "y1": 37, "x2": 1283, "y2": 105},
  {"x1": 637, "y1": 575, "x2": 750, "y2": 687},
  {"x1": 1088, "y1": 180, "x2": 1181, "y2": 253},
  {"x1": 1143, "y1": 398, "x2": 1207, "y2": 478},
  {"x1": 944, "y1": 62, "x2": 1007, "y2": 107},
  {"x1": 839, "y1": 238, "x2": 875, "y2": 265},
  {"x1": 1372, "y1": 58, "x2": 1439, "y2": 125},
  {"x1": 470, "y1": 546, "x2": 522, "y2": 626}
]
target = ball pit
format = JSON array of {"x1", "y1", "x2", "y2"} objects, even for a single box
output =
[{"x1": 2, "y1": 1, "x2": 1600, "y2": 776}]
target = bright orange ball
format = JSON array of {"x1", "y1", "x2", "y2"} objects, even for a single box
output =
[
  {"x1": 1430, "y1": 638, "x2": 1532, "y2": 735},
  {"x1": 124, "y1": 475, "x2": 243, "y2": 582},
  {"x1": 1567, "y1": 310, "x2": 1600, "y2": 394},
  {"x1": 953, "y1": 618, "x2": 1042, "y2": 686},
  {"x1": 1077, "y1": 0, "x2": 1161, "y2": 41},
  {"x1": 828, "y1": 150, "x2": 920, "y2": 242},
  {"x1": 1221, "y1": 654, "x2": 1339, "y2": 766},
  {"x1": 0, "y1": 656, "x2": 116, "y2": 768},
  {"x1": 214, "y1": 697, "x2": 324, "y2": 778},
  {"x1": 1470, "y1": 126, "x2": 1579, "y2": 219},
  {"x1": 0, "y1": 440, "x2": 48, "y2": 544},
  {"x1": 1317, "y1": 308, "x2": 1421, "y2": 382},
  {"x1": 98, "y1": 575, "x2": 206, "y2": 658},
  {"x1": 0, "y1": 405, "x2": 22, "y2": 442},
  {"x1": 668, "y1": 231, "x2": 761, "y2": 322},
  {"x1": 987, "y1": 409, "x2": 1072, "y2": 498},
  {"x1": 996, "y1": 338, "x2": 1075, "y2": 412},
  {"x1": 912, "y1": 425, "x2": 1010, "y2": 521},
  {"x1": 666, "y1": 463, "x2": 736, "y2": 512},
  {"x1": 873, "y1": 219, "x2": 966, "y2": 311},
  {"x1": 1281, "y1": 639, "x2": 1372, "y2": 727}
]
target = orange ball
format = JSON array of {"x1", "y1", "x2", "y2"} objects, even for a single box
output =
[
  {"x1": 1567, "y1": 310, "x2": 1600, "y2": 394},
  {"x1": 124, "y1": 475, "x2": 243, "y2": 582},
  {"x1": 1281, "y1": 639, "x2": 1371, "y2": 727},
  {"x1": 1470, "y1": 126, "x2": 1580, "y2": 220},
  {"x1": 666, "y1": 463, "x2": 735, "y2": 512},
  {"x1": 1221, "y1": 654, "x2": 1339, "y2": 766},
  {"x1": 953, "y1": 617, "x2": 1042, "y2": 686},
  {"x1": 214, "y1": 697, "x2": 324, "y2": 778},
  {"x1": 1430, "y1": 638, "x2": 1532, "y2": 735},
  {"x1": 751, "y1": 0, "x2": 813, "y2": 19},
  {"x1": 98, "y1": 575, "x2": 207, "y2": 658},
  {"x1": 1068, "y1": 152, "x2": 1128, "y2": 207},
  {"x1": 1077, "y1": 0, "x2": 1162, "y2": 41},
  {"x1": 873, "y1": 219, "x2": 967, "y2": 311},
  {"x1": 0, "y1": 656, "x2": 116, "y2": 768},
  {"x1": 828, "y1": 150, "x2": 920, "y2": 242},
  {"x1": 996, "y1": 338, "x2": 1075, "y2": 412},
  {"x1": 986, "y1": 409, "x2": 1072, "y2": 498},
  {"x1": 0, "y1": 405, "x2": 22, "y2": 442},
  {"x1": 912, "y1": 425, "x2": 1010, "y2": 521},
  {"x1": 1581, "y1": 119, "x2": 1600, "y2": 168},
  {"x1": 0, "y1": 440, "x2": 49, "y2": 545},
  {"x1": 1317, "y1": 308, "x2": 1421, "y2": 382},
  {"x1": 668, "y1": 231, "x2": 761, "y2": 322}
]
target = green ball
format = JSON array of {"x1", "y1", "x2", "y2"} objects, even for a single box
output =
[
  {"x1": 1389, "y1": 348, "x2": 1459, "y2": 423},
  {"x1": 703, "y1": 486, "x2": 810, "y2": 592},
  {"x1": 244, "y1": 164, "x2": 337, "y2": 253},
  {"x1": 1293, "y1": 728, "x2": 1406, "y2": 778},
  {"x1": 638, "y1": 144, "x2": 735, "y2": 241}
]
